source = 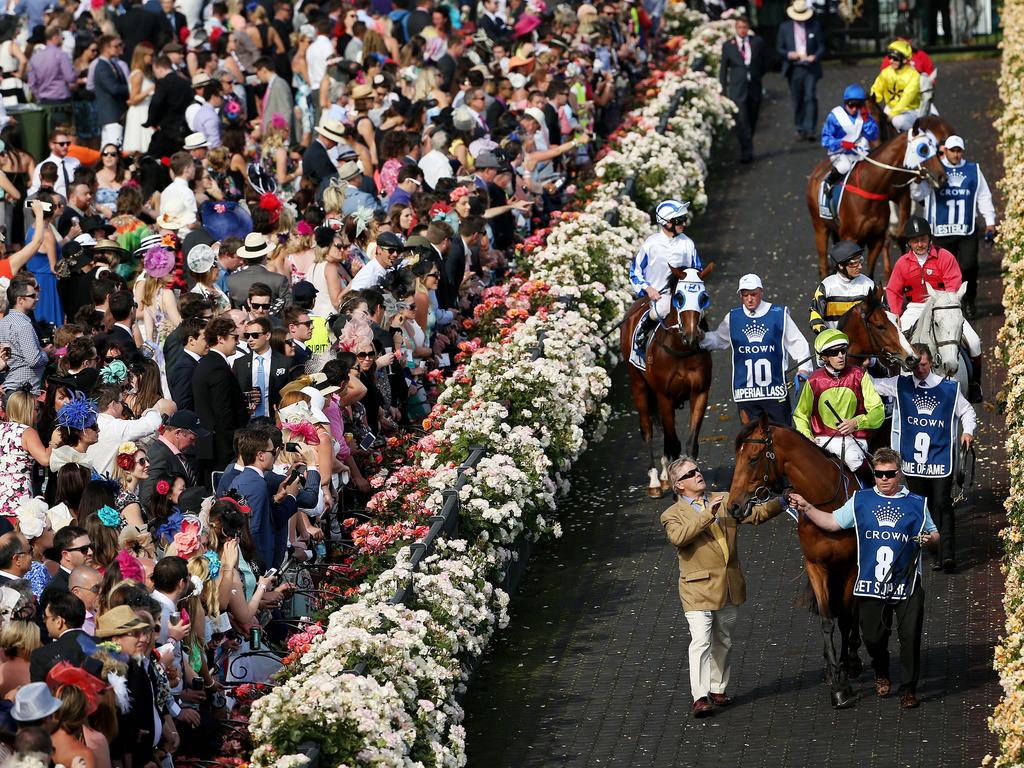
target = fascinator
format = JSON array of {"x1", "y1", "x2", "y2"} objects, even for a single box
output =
[
  {"x1": 47, "y1": 662, "x2": 109, "y2": 716},
  {"x1": 55, "y1": 394, "x2": 98, "y2": 430}
]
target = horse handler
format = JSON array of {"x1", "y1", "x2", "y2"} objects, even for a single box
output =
[
  {"x1": 661, "y1": 456, "x2": 783, "y2": 718},
  {"x1": 790, "y1": 448, "x2": 939, "y2": 709}
]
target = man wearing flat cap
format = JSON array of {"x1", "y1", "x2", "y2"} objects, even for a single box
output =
[{"x1": 349, "y1": 232, "x2": 405, "y2": 291}]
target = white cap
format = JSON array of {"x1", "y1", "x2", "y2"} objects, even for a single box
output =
[
  {"x1": 737, "y1": 274, "x2": 763, "y2": 293},
  {"x1": 74, "y1": 233, "x2": 97, "y2": 247},
  {"x1": 944, "y1": 135, "x2": 965, "y2": 150}
]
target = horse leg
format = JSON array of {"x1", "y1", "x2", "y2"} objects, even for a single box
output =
[
  {"x1": 655, "y1": 392, "x2": 682, "y2": 466},
  {"x1": 807, "y1": 561, "x2": 856, "y2": 709},
  {"x1": 840, "y1": 566, "x2": 863, "y2": 677},
  {"x1": 629, "y1": 372, "x2": 662, "y2": 499},
  {"x1": 687, "y1": 381, "x2": 710, "y2": 461},
  {"x1": 814, "y1": 220, "x2": 832, "y2": 279}
]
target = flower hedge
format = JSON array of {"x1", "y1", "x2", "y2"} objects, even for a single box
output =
[
  {"x1": 247, "y1": 9, "x2": 736, "y2": 767},
  {"x1": 991, "y1": 3, "x2": 1024, "y2": 763}
]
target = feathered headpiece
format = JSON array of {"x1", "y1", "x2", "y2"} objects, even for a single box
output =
[
  {"x1": 351, "y1": 206, "x2": 373, "y2": 238},
  {"x1": 142, "y1": 246, "x2": 175, "y2": 278},
  {"x1": 337, "y1": 314, "x2": 373, "y2": 353},
  {"x1": 172, "y1": 516, "x2": 203, "y2": 560},
  {"x1": 99, "y1": 360, "x2": 130, "y2": 385},
  {"x1": 449, "y1": 186, "x2": 472, "y2": 203},
  {"x1": 47, "y1": 662, "x2": 109, "y2": 716},
  {"x1": 55, "y1": 394, "x2": 98, "y2": 430},
  {"x1": 281, "y1": 420, "x2": 320, "y2": 445},
  {"x1": 97, "y1": 505, "x2": 123, "y2": 529},
  {"x1": 115, "y1": 549, "x2": 146, "y2": 583},
  {"x1": 216, "y1": 489, "x2": 251, "y2": 515},
  {"x1": 15, "y1": 497, "x2": 49, "y2": 540},
  {"x1": 259, "y1": 192, "x2": 283, "y2": 225}
]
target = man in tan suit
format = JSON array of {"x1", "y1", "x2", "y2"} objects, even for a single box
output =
[{"x1": 661, "y1": 456, "x2": 783, "y2": 717}]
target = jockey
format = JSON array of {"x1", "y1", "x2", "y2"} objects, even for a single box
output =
[
  {"x1": 793, "y1": 329, "x2": 885, "y2": 474},
  {"x1": 880, "y1": 37, "x2": 938, "y2": 115},
  {"x1": 701, "y1": 273, "x2": 813, "y2": 424},
  {"x1": 810, "y1": 240, "x2": 878, "y2": 336},
  {"x1": 820, "y1": 84, "x2": 880, "y2": 204},
  {"x1": 629, "y1": 198, "x2": 702, "y2": 356},
  {"x1": 885, "y1": 215, "x2": 983, "y2": 403},
  {"x1": 870, "y1": 40, "x2": 922, "y2": 132}
]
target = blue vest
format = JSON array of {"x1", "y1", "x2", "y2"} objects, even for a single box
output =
[
  {"x1": 852, "y1": 489, "x2": 928, "y2": 600},
  {"x1": 891, "y1": 377, "x2": 958, "y2": 478},
  {"x1": 928, "y1": 162, "x2": 979, "y2": 237},
  {"x1": 730, "y1": 305, "x2": 787, "y2": 402}
]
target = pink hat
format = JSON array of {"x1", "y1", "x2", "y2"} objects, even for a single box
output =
[
  {"x1": 143, "y1": 246, "x2": 175, "y2": 278},
  {"x1": 513, "y1": 14, "x2": 541, "y2": 38}
]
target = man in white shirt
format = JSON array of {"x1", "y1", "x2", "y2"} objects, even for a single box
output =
[
  {"x1": 27, "y1": 128, "x2": 81, "y2": 197},
  {"x1": 419, "y1": 128, "x2": 454, "y2": 189},
  {"x1": 349, "y1": 232, "x2": 403, "y2": 291},
  {"x1": 305, "y1": 18, "x2": 335, "y2": 123},
  {"x1": 86, "y1": 385, "x2": 176, "y2": 474},
  {"x1": 159, "y1": 151, "x2": 198, "y2": 219},
  {"x1": 232, "y1": 317, "x2": 289, "y2": 418}
]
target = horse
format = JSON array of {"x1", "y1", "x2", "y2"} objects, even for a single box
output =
[
  {"x1": 806, "y1": 116, "x2": 955, "y2": 279},
  {"x1": 907, "y1": 283, "x2": 969, "y2": 394},
  {"x1": 619, "y1": 269, "x2": 712, "y2": 498},
  {"x1": 838, "y1": 284, "x2": 919, "y2": 372},
  {"x1": 728, "y1": 416, "x2": 861, "y2": 709}
]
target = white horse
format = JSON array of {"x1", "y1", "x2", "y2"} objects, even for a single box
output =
[{"x1": 908, "y1": 283, "x2": 969, "y2": 395}]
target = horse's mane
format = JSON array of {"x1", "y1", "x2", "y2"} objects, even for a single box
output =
[
  {"x1": 870, "y1": 115, "x2": 956, "y2": 158},
  {"x1": 836, "y1": 285, "x2": 884, "y2": 331},
  {"x1": 734, "y1": 418, "x2": 852, "y2": 470}
]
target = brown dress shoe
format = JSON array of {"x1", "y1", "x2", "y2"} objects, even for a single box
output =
[
  {"x1": 875, "y1": 676, "x2": 892, "y2": 698},
  {"x1": 899, "y1": 692, "x2": 920, "y2": 709},
  {"x1": 692, "y1": 697, "x2": 713, "y2": 718},
  {"x1": 709, "y1": 693, "x2": 733, "y2": 706}
]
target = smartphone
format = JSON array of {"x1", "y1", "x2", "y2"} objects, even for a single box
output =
[
  {"x1": 438, "y1": 353, "x2": 451, "y2": 367},
  {"x1": 263, "y1": 567, "x2": 278, "y2": 582},
  {"x1": 285, "y1": 464, "x2": 305, "y2": 486},
  {"x1": 359, "y1": 432, "x2": 377, "y2": 451},
  {"x1": 285, "y1": 442, "x2": 301, "y2": 452}
]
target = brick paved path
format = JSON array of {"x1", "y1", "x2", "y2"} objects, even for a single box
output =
[{"x1": 462, "y1": 58, "x2": 1006, "y2": 768}]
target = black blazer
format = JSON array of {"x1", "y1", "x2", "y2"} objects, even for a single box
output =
[
  {"x1": 232, "y1": 350, "x2": 292, "y2": 414},
  {"x1": 777, "y1": 19, "x2": 824, "y2": 78},
  {"x1": 291, "y1": 341, "x2": 311, "y2": 370},
  {"x1": 30, "y1": 628, "x2": 88, "y2": 682},
  {"x1": 138, "y1": 438, "x2": 204, "y2": 509},
  {"x1": 719, "y1": 34, "x2": 766, "y2": 102},
  {"x1": 192, "y1": 352, "x2": 248, "y2": 470},
  {"x1": 168, "y1": 352, "x2": 200, "y2": 411},
  {"x1": 303, "y1": 139, "x2": 338, "y2": 196},
  {"x1": 102, "y1": 323, "x2": 138, "y2": 356},
  {"x1": 146, "y1": 70, "x2": 192, "y2": 137},
  {"x1": 157, "y1": 10, "x2": 188, "y2": 49},
  {"x1": 115, "y1": 8, "x2": 162, "y2": 61}
]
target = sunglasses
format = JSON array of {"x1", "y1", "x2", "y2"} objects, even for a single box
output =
[
  {"x1": 65, "y1": 543, "x2": 94, "y2": 554},
  {"x1": 675, "y1": 467, "x2": 701, "y2": 482},
  {"x1": 137, "y1": 457, "x2": 150, "y2": 466},
  {"x1": 426, "y1": 271, "x2": 440, "y2": 278},
  {"x1": 250, "y1": 302, "x2": 271, "y2": 310},
  {"x1": 102, "y1": 151, "x2": 119, "y2": 157},
  {"x1": 824, "y1": 346, "x2": 849, "y2": 356},
  {"x1": 53, "y1": 140, "x2": 71, "y2": 146},
  {"x1": 244, "y1": 331, "x2": 266, "y2": 339},
  {"x1": 293, "y1": 319, "x2": 313, "y2": 327},
  {"x1": 22, "y1": 292, "x2": 37, "y2": 299},
  {"x1": 73, "y1": 584, "x2": 101, "y2": 594},
  {"x1": 356, "y1": 351, "x2": 377, "y2": 358},
  {"x1": 873, "y1": 469, "x2": 899, "y2": 479},
  {"x1": 130, "y1": 626, "x2": 156, "y2": 638}
]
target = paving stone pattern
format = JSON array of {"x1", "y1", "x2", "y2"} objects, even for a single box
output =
[{"x1": 462, "y1": 58, "x2": 1007, "y2": 768}]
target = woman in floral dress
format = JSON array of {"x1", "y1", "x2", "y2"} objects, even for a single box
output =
[{"x1": 0, "y1": 391, "x2": 54, "y2": 522}]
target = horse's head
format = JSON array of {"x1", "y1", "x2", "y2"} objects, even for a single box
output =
[
  {"x1": 903, "y1": 119, "x2": 949, "y2": 189},
  {"x1": 727, "y1": 414, "x2": 785, "y2": 520},
  {"x1": 924, "y1": 282, "x2": 967, "y2": 376},
  {"x1": 668, "y1": 268, "x2": 709, "y2": 348},
  {"x1": 841, "y1": 285, "x2": 918, "y2": 370}
]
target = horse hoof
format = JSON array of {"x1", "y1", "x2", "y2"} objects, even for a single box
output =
[
  {"x1": 845, "y1": 657, "x2": 864, "y2": 679},
  {"x1": 660, "y1": 480, "x2": 672, "y2": 493},
  {"x1": 831, "y1": 689, "x2": 856, "y2": 709},
  {"x1": 647, "y1": 487, "x2": 664, "y2": 499}
]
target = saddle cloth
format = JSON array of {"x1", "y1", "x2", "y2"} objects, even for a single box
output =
[
  {"x1": 629, "y1": 309, "x2": 658, "y2": 371},
  {"x1": 817, "y1": 169, "x2": 851, "y2": 221}
]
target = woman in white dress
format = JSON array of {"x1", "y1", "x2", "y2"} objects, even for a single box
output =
[{"x1": 122, "y1": 42, "x2": 156, "y2": 155}]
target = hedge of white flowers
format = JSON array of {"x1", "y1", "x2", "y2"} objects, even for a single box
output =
[
  {"x1": 990, "y1": 5, "x2": 1024, "y2": 764},
  {"x1": 247, "y1": 9, "x2": 735, "y2": 767}
]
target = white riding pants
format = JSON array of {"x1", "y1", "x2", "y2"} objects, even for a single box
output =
[
  {"x1": 813, "y1": 434, "x2": 869, "y2": 472},
  {"x1": 829, "y1": 153, "x2": 859, "y2": 175},
  {"x1": 900, "y1": 301, "x2": 981, "y2": 357},
  {"x1": 891, "y1": 109, "x2": 921, "y2": 132},
  {"x1": 684, "y1": 604, "x2": 737, "y2": 700},
  {"x1": 651, "y1": 290, "x2": 674, "y2": 322}
]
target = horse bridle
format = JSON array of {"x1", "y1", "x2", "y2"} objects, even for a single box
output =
[
  {"x1": 845, "y1": 302, "x2": 903, "y2": 369},
  {"x1": 928, "y1": 302, "x2": 965, "y2": 355}
]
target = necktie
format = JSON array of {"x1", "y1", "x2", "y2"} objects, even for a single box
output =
[
  {"x1": 179, "y1": 453, "x2": 198, "y2": 487},
  {"x1": 740, "y1": 37, "x2": 749, "y2": 65},
  {"x1": 256, "y1": 355, "x2": 267, "y2": 417},
  {"x1": 60, "y1": 159, "x2": 69, "y2": 193},
  {"x1": 698, "y1": 498, "x2": 730, "y2": 562},
  {"x1": 110, "y1": 59, "x2": 123, "y2": 82}
]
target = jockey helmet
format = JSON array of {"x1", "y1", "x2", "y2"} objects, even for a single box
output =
[
  {"x1": 887, "y1": 39, "x2": 912, "y2": 60},
  {"x1": 842, "y1": 84, "x2": 867, "y2": 103},
  {"x1": 815, "y1": 329, "x2": 850, "y2": 355},
  {"x1": 655, "y1": 199, "x2": 690, "y2": 227},
  {"x1": 828, "y1": 240, "x2": 865, "y2": 267},
  {"x1": 902, "y1": 215, "x2": 931, "y2": 240}
]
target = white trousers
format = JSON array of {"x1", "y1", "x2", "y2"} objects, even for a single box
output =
[
  {"x1": 650, "y1": 290, "x2": 674, "y2": 322},
  {"x1": 829, "y1": 152, "x2": 859, "y2": 175},
  {"x1": 101, "y1": 122, "x2": 124, "y2": 149},
  {"x1": 891, "y1": 109, "x2": 921, "y2": 132},
  {"x1": 900, "y1": 301, "x2": 981, "y2": 357},
  {"x1": 684, "y1": 604, "x2": 737, "y2": 699},
  {"x1": 814, "y1": 434, "x2": 869, "y2": 471}
]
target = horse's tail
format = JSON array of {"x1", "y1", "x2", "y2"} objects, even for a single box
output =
[
  {"x1": 797, "y1": 571, "x2": 848, "y2": 618},
  {"x1": 798, "y1": 576, "x2": 820, "y2": 615}
]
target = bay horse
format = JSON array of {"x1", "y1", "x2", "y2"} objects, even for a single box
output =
[
  {"x1": 619, "y1": 269, "x2": 712, "y2": 498},
  {"x1": 728, "y1": 417, "x2": 861, "y2": 709},
  {"x1": 806, "y1": 116, "x2": 955, "y2": 278},
  {"x1": 838, "y1": 284, "x2": 919, "y2": 372}
]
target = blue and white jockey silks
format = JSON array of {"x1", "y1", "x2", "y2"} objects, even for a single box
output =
[
  {"x1": 822, "y1": 105, "x2": 876, "y2": 175},
  {"x1": 891, "y1": 376, "x2": 958, "y2": 478},
  {"x1": 852, "y1": 489, "x2": 928, "y2": 599},
  {"x1": 629, "y1": 230, "x2": 702, "y2": 321},
  {"x1": 925, "y1": 161, "x2": 979, "y2": 237},
  {"x1": 729, "y1": 304, "x2": 787, "y2": 402}
]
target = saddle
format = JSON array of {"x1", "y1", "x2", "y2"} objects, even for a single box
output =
[
  {"x1": 629, "y1": 308, "x2": 660, "y2": 371},
  {"x1": 818, "y1": 169, "x2": 851, "y2": 222}
]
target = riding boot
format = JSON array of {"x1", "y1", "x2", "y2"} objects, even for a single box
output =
[
  {"x1": 968, "y1": 355, "x2": 984, "y2": 403},
  {"x1": 635, "y1": 314, "x2": 656, "y2": 358},
  {"x1": 823, "y1": 167, "x2": 843, "y2": 216},
  {"x1": 855, "y1": 461, "x2": 874, "y2": 490}
]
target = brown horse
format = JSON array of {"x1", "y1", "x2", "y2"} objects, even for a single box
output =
[
  {"x1": 806, "y1": 116, "x2": 955, "y2": 278},
  {"x1": 619, "y1": 271, "x2": 712, "y2": 498},
  {"x1": 728, "y1": 417, "x2": 861, "y2": 708},
  {"x1": 839, "y1": 284, "x2": 919, "y2": 372}
]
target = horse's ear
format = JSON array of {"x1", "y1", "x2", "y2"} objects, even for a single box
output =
[
  {"x1": 957, "y1": 282, "x2": 968, "y2": 300},
  {"x1": 925, "y1": 282, "x2": 936, "y2": 298}
]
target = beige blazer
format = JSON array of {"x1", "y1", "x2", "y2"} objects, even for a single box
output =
[{"x1": 661, "y1": 491, "x2": 782, "y2": 612}]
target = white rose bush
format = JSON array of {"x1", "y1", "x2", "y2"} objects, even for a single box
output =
[
  {"x1": 246, "y1": 13, "x2": 733, "y2": 768},
  {"x1": 991, "y1": 3, "x2": 1024, "y2": 764}
]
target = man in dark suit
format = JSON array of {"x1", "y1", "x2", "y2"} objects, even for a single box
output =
[
  {"x1": 303, "y1": 119, "x2": 343, "y2": 197},
  {"x1": 99, "y1": 289, "x2": 138, "y2": 356},
  {"x1": 227, "y1": 429, "x2": 278, "y2": 569},
  {"x1": 777, "y1": 0, "x2": 825, "y2": 141},
  {"x1": 448, "y1": 216, "x2": 486, "y2": 286},
  {"x1": 115, "y1": 0, "x2": 162, "y2": 61},
  {"x1": 0, "y1": 532, "x2": 31, "y2": 586},
  {"x1": 163, "y1": 293, "x2": 213, "y2": 373},
  {"x1": 94, "y1": 35, "x2": 130, "y2": 147},
  {"x1": 227, "y1": 233, "x2": 290, "y2": 307},
  {"x1": 436, "y1": 36, "x2": 464, "y2": 93},
  {"x1": 138, "y1": 410, "x2": 209, "y2": 508},
  {"x1": 146, "y1": 54, "x2": 193, "y2": 157},
  {"x1": 719, "y1": 16, "x2": 767, "y2": 164},
  {"x1": 232, "y1": 317, "x2": 292, "y2": 418},
  {"x1": 192, "y1": 315, "x2": 251, "y2": 471},
  {"x1": 30, "y1": 592, "x2": 89, "y2": 682},
  {"x1": 285, "y1": 304, "x2": 314, "y2": 371},
  {"x1": 155, "y1": 0, "x2": 187, "y2": 50},
  {"x1": 167, "y1": 318, "x2": 207, "y2": 411}
]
